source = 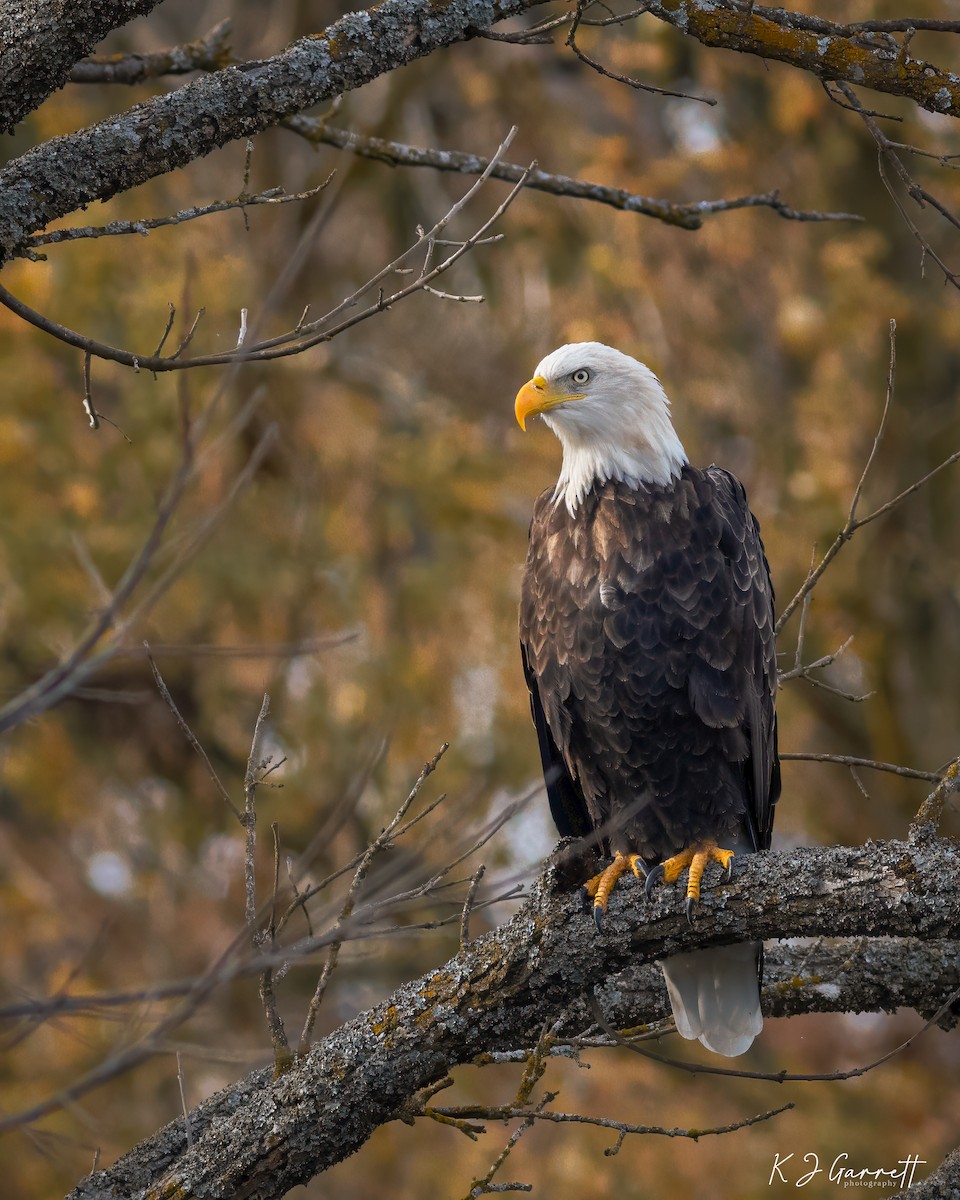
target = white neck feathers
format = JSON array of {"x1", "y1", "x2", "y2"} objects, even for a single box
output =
[{"x1": 539, "y1": 351, "x2": 687, "y2": 515}]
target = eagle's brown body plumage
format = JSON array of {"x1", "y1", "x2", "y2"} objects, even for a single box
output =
[{"x1": 519, "y1": 466, "x2": 779, "y2": 868}]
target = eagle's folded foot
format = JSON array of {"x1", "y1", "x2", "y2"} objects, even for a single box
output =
[
  {"x1": 645, "y1": 842, "x2": 736, "y2": 925},
  {"x1": 582, "y1": 851, "x2": 645, "y2": 931}
]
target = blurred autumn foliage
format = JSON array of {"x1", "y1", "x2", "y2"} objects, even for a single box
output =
[{"x1": 1, "y1": 1, "x2": 959, "y2": 1197}]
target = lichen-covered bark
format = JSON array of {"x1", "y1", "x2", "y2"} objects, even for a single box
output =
[
  {"x1": 902, "y1": 1144, "x2": 960, "y2": 1199},
  {"x1": 67, "y1": 836, "x2": 960, "y2": 1200},
  {"x1": 3, "y1": 0, "x2": 960, "y2": 262},
  {"x1": 650, "y1": 1, "x2": 960, "y2": 117},
  {"x1": 0, "y1": 0, "x2": 550, "y2": 261},
  {"x1": 0, "y1": 1, "x2": 164, "y2": 134}
]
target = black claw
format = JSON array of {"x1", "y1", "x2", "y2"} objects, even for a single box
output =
[
  {"x1": 644, "y1": 863, "x2": 665, "y2": 898},
  {"x1": 579, "y1": 886, "x2": 592, "y2": 913},
  {"x1": 685, "y1": 895, "x2": 700, "y2": 925},
  {"x1": 593, "y1": 903, "x2": 605, "y2": 933},
  {"x1": 722, "y1": 856, "x2": 735, "y2": 884}
]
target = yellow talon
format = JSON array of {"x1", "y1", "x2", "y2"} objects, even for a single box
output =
[
  {"x1": 646, "y1": 841, "x2": 735, "y2": 922},
  {"x1": 583, "y1": 851, "x2": 645, "y2": 930}
]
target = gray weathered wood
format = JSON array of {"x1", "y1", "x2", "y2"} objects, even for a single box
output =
[{"x1": 68, "y1": 836, "x2": 960, "y2": 1200}]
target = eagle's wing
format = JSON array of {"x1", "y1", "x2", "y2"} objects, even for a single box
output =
[
  {"x1": 704, "y1": 466, "x2": 781, "y2": 849},
  {"x1": 520, "y1": 639, "x2": 593, "y2": 839}
]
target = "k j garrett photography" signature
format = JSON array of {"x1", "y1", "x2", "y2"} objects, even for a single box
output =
[{"x1": 768, "y1": 1153, "x2": 927, "y2": 1189}]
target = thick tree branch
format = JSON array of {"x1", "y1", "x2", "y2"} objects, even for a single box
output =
[
  {"x1": 3, "y1": 0, "x2": 959, "y2": 260},
  {"x1": 0, "y1": 1, "x2": 164, "y2": 135},
  {"x1": 68, "y1": 836, "x2": 960, "y2": 1200},
  {"x1": 0, "y1": 0, "x2": 550, "y2": 261},
  {"x1": 647, "y1": 2, "x2": 960, "y2": 118}
]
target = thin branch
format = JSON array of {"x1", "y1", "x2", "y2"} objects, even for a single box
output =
[
  {"x1": 431, "y1": 1097, "x2": 793, "y2": 1154},
  {"x1": 589, "y1": 983, "x2": 960, "y2": 1085},
  {"x1": 81, "y1": 351, "x2": 98, "y2": 429},
  {"x1": 460, "y1": 864, "x2": 486, "y2": 947},
  {"x1": 473, "y1": 5, "x2": 653, "y2": 43},
  {"x1": 829, "y1": 82, "x2": 960, "y2": 290},
  {"x1": 68, "y1": 19, "x2": 232, "y2": 84},
  {"x1": 458, "y1": 1093, "x2": 550, "y2": 1198},
  {"x1": 145, "y1": 644, "x2": 243, "y2": 823},
  {"x1": 779, "y1": 634, "x2": 873, "y2": 702},
  {"x1": 781, "y1": 753, "x2": 944, "y2": 784},
  {"x1": 244, "y1": 695, "x2": 272, "y2": 931},
  {"x1": 176, "y1": 1053, "x2": 193, "y2": 1150},
  {"x1": 297, "y1": 745, "x2": 449, "y2": 1052},
  {"x1": 566, "y1": 1, "x2": 715, "y2": 105},
  {"x1": 115, "y1": 632, "x2": 356, "y2": 659},
  {"x1": 0, "y1": 129, "x2": 528, "y2": 371},
  {"x1": 0, "y1": 430, "x2": 194, "y2": 734},
  {"x1": 0, "y1": 401, "x2": 279, "y2": 739},
  {"x1": 776, "y1": 320, "x2": 898, "y2": 635},
  {"x1": 23, "y1": 182, "x2": 333, "y2": 251},
  {"x1": 285, "y1": 119, "x2": 862, "y2": 230},
  {"x1": 260, "y1": 822, "x2": 292, "y2": 1073}
]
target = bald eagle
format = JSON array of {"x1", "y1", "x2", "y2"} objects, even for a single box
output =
[{"x1": 516, "y1": 342, "x2": 779, "y2": 1057}]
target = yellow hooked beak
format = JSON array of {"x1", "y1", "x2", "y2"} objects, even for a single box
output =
[{"x1": 514, "y1": 376, "x2": 586, "y2": 430}]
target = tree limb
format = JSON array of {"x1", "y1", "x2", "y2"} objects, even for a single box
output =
[
  {"x1": 4, "y1": 0, "x2": 960, "y2": 260},
  {"x1": 68, "y1": 18, "x2": 233, "y2": 85},
  {"x1": 0, "y1": 1, "x2": 164, "y2": 135},
  {"x1": 67, "y1": 836, "x2": 960, "y2": 1200},
  {"x1": 0, "y1": 0, "x2": 551, "y2": 261},
  {"x1": 647, "y1": 1, "x2": 960, "y2": 118},
  {"x1": 285, "y1": 119, "x2": 862, "y2": 230}
]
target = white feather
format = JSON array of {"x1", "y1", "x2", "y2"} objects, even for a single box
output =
[
  {"x1": 533, "y1": 342, "x2": 687, "y2": 514},
  {"x1": 660, "y1": 944, "x2": 763, "y2": 1057}
]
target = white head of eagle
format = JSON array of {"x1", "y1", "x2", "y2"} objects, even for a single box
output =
[{"x1": 515, "y1": 341, "x2": 688, "y2": 514}]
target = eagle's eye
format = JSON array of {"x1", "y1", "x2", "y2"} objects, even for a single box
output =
[{"x1": 571, "y1": 368, "x2": 591, "y2": 386}]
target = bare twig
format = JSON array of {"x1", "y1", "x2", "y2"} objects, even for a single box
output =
[
  {"x1": 176, "y1": 1053, "x2": 193, "y2": 1150},
  {"x1": 589, "y1": 984, "x2": 960, "y2": 1084},
  {"x1": 473, "y1": 4, "x2": 652, "y2": 43},
  {"x1": 145, "y1": 644, "x2": 243, "y2": 822},
  {"x1": 781, "y1": 753, "x2": 944, "y2": 784},
  {"x1": 829, "y1": 81, "x2": 960, "y2": 290},
  {"x1": 433, "y1": 1097, "x2": 793, "y2": 1157},
  {"x1": 81, "y1": 351, "x2": 98, "y2": 429},
  {"x1": 567, "y1": 1, "x2": 714, "y2": 105},
  {"x1": 260, "y1": 822, "x2": 292, "y2": 1072},
  {"x1": 460, "y1": 864, "x2": 486, "y2": 947},
  {"x1": 244, "y1": 695, "x2": 272, "y2": 931},
  {"x1": 0, "y1": 433, "x2": 193, "y2": 734},
  {"x1": 24, "y1": 182, "x2": 332, "y2": 251},
  {"x1": 779, "y1": 633, "x2": 873, "y2": 702},
  {"x1": 458, "y1": 1093, "x2": 551, "y2": 1199},
  {"x1": 777, "y1": 321, "x2": 912, "y2": 634},
  {"x1": 0, "y1": 398, "x2": 280, "y2": 737},
  {"x1": 297, "y1": 745, "x2": 449, "y2": 1051},
  {"x1": 116, "y1": 633, "x2": 356, "y2": 660},
  {"x1": 0, "y1": 129, "x2": 528, "y2": 372}
]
